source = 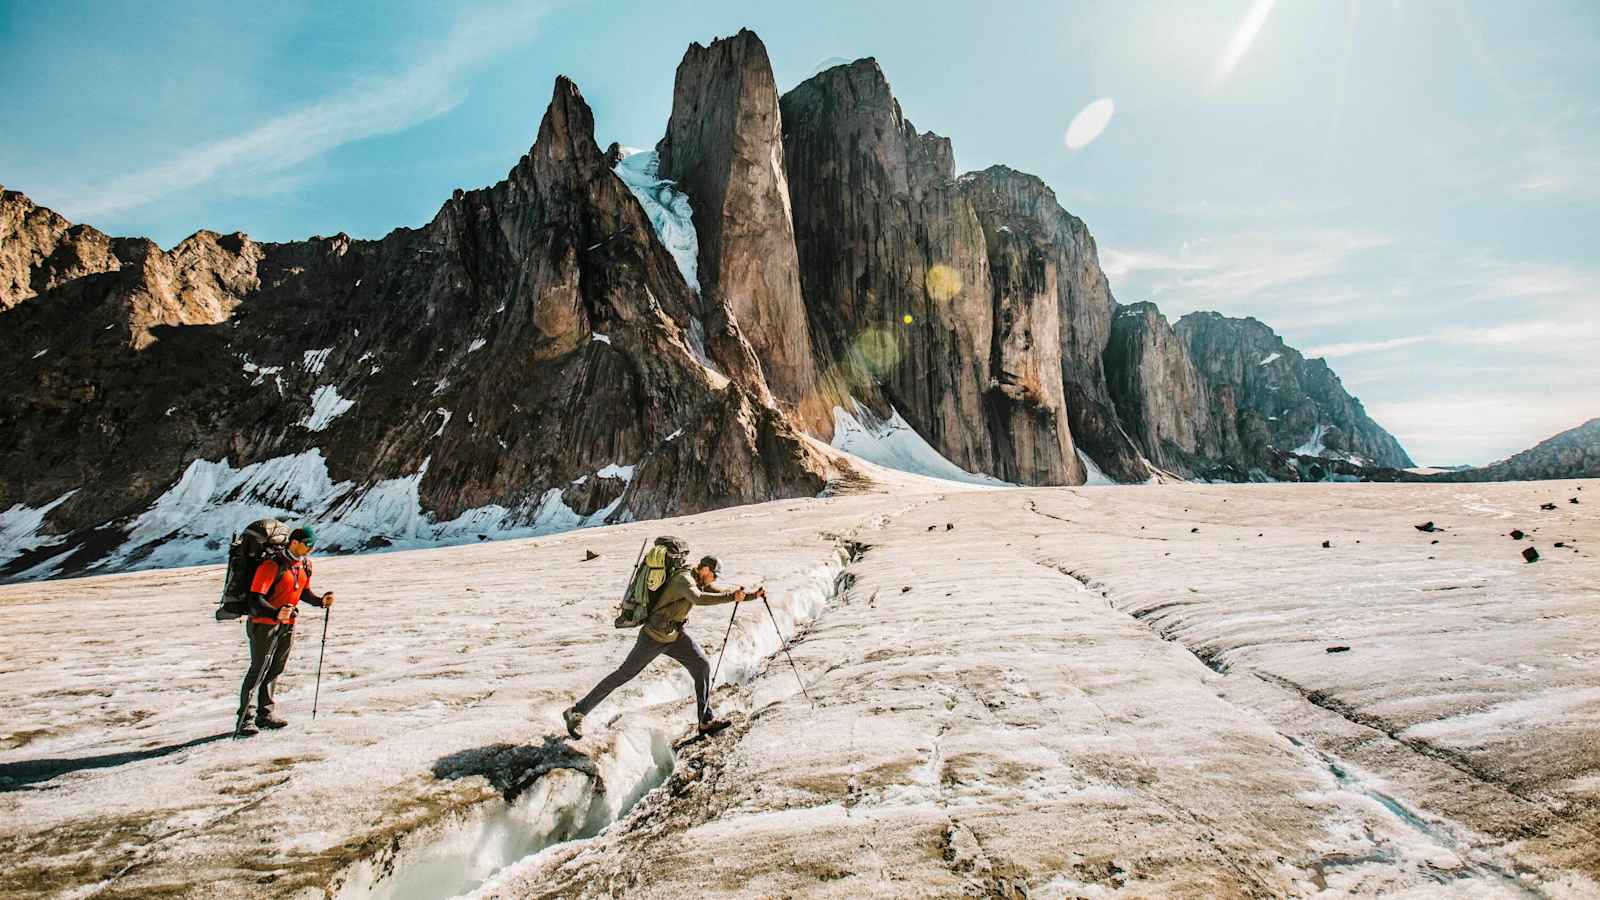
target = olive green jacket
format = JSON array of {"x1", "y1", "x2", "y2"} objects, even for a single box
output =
[{"x1": 643, "y1": 570, "x2": 739, "y2": 642}]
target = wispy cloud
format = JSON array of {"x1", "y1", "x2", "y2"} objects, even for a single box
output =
[
  {"x1": 55, "y1": 2, "x2": 549, "y2": 221},
  {"x1": 1304, "y1": 335, "x2": 1427, "y2": 359},
  {"x1": 1367, "y1": 389, "x2": 1600, "y2": 466},
  {"x1": 1102, "y1": 228, "x2": 1391, "y2": 312}
]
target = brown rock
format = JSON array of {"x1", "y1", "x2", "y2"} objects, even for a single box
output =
[
  {"x1": 782, "y1": 59, "x2": 998, "y2": 478},
  {"x1": 657, "y1": 30, "x2": 823, "y2": 428}
]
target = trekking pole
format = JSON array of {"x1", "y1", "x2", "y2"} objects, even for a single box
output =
[
  {"x1": 312, "y1": 607, "x2": 330, "y2": 720},
  {"x1": 760, "y1": 595, "x2": 814, "y2": 706},
  {"x1": 710, "y1": 597, "x2": 741, "y2": 686}
]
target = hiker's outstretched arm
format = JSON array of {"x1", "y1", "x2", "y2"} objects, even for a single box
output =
[
  {"x1": 687, "y1": 583, "x2": 742, "y2": 606},
  {"x1": 300, "y1": 587, "x2": 327, "y2": 607}
]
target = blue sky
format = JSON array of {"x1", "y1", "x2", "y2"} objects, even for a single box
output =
[{"x1": 2, "y1": 0, "x2": 1595, "y2": 465}]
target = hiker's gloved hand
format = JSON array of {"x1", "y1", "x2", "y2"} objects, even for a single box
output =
[
  {"x1": 276, "y1": 606, "x2": 294, "y2": 624},
  {"x1": 321, "y1": 592, "x2": 335, "y2": 608},
  {"x1": 733, "y1": 588, "x2": 747, "y2": 603},
  {"x1": 754, "y1": 586, "x2": 767, "y2": 599}
]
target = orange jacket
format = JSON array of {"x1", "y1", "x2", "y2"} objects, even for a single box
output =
[{"x1": 247, "y1": 558, "x2": 323, "y2": 625}]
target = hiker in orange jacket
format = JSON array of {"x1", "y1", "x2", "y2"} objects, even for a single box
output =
[{"x1": 235, "y1": 526, "x2": 334, "y2": 736}]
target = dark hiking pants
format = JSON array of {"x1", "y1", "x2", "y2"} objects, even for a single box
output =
[
  {"x1": 239, "y1": 622, "x2": 294, "y2": 723},
  {"x1": 575, "y1": 629, "x2": 711, "y2": 723}
]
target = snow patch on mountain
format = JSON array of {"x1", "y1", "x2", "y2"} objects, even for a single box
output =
[
  {"x1": 613, "y1": 150, "x2": 700, "y2": 293},
  {"x1": 0, "y1": 490, "x2": 77, "y2": 570},
  {"x1": 299, "y1": 385, "x2": 355, "y2": 432},
  {"x1": 19, "y1": 451, "x2": 640, "y2": 577},
  {"x1": 831, "y1": 401, "x2": 1009, "y2": 487},
  {"x1": 302, "y1": 347, "x2": 333, "y2": 374},
  {"x1": 1294, "y1": 423, "x2": 1330, "y2": 457},
  {"x1": 1077, "y1": 450, "x2": 1117, "y2": 486}
]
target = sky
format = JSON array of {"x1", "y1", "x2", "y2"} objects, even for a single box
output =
[{"x1": 1, "y1": 0, "x2": 1595, "y2": 465}]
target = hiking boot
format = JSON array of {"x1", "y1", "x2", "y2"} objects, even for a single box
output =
[
  {"x1": 562, "y1": 706, "x2": 584, "y2": 740},
  {"x1": 234, "y1": 717, "x2": 259, "y2": 738},
  {"x1": 697, "y1": 717, "x2": 731, "y2": 737},
  {"x1": 258, "y1": 714, "x2": 288, "y2": 730}
]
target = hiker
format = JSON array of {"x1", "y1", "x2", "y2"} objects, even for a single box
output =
[
  {"x1": 564, "y1": 555, "x2": 763, "y2": 739},
  {"x1": 236, "y1": 525, "x2": 334, "y2": 736}
]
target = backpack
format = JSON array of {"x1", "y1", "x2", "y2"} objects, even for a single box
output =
[
  {"x1": 614, "y1": 535, "x2": 689, "y2": 628},
  {"x1": 215, "y1": 518, "x2": 292, "y2": 621}
]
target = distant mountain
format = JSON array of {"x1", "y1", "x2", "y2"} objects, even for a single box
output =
[{"x1": 1430, "y1": 419, "x2": 1600, "y2": 482}]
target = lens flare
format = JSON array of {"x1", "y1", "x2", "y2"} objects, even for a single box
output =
[
  {"x1": 902, "y1": 314, "x2": 914, "y2": 325},
  {"x1": 1064, "y1": 98, "x2": 1115, "y2": 150},
  {"x1": 855, "y1": 327, "x2": 900, "y2": 377},
  {"x1": 924, "y1": 264, "x2": 961, "y2": 302}
]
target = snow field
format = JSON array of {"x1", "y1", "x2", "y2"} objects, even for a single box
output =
[{"x1": 2, "y1": 480, "x2": 1596, "y2": 898}]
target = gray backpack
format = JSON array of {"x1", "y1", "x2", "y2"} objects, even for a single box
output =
[
  {"x1": 216, "y1": 518, "x2": 292, "y2": 620},
  {"x1": 614, "y1": 535, "x2": 689, "y2": 628}
]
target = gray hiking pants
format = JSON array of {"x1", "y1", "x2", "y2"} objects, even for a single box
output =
[
  {"x1": 575, "y1": 629, "x2": 711, "y2": 722},
  {"x1": 238, "y1": 622, "x2": 294, "y2": 723}
]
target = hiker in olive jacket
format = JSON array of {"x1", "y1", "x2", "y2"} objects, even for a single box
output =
[{"x1": 564, "y1": 555, "x2": 763, "y2": 739}]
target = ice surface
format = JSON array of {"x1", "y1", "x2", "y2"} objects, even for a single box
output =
[
  {"x1": 612, "y1": 150, "x2": 700, "y2": 293},
  {"x1": 830, "y1": 400, "x2": 1009, "y2": 487},
  {"x1": 467, "y1": 338, "x2": 486, "y2": 354},
  {"x1": 1260, "y1": 351, "x2": 1282, "y2": 365},
  {"x1": 299, "y1": 385, "x2": 356, "y2": 432},
  {"x1": 4, "y1": 479, "x2": 1598, "y2": 898}
]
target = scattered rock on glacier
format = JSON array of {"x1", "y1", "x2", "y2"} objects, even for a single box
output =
[
  {"x1": 1511, "y1": 530, "x2": 1526, "y2": 540},
  {"x1": 1414, "y1": 521, "x2": 1437, "y2": 532},
  {"x1": 583, "y1": 549, "x2": 600, "y2": 561},
  {"x1": 1326, "y1": 645, "x2": 1351, "y2": 653},
  {"x1": 1523, "y1": 547, "x2": 1541, "y2": 563}
]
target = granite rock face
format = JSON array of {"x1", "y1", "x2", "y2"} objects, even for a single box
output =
[
  {"x1": 655, "y1": 29, "x2": 824, "y2": 429},
  {"x1": 1175, "y1": 311, "x2": 1414, "y2": 472},
  {"x1": 782, "y1": 59, "x2": 1091, "y2": 484},
  {"x1": 0, "y1": 77, "x2": 828, "y2": 580},
  {"x1": 1103, "y1": 302, "x2": 1220, "y2": 476},
  {"x1": 0, "y1": 188, "x2": 127, "y2": 312},
  {"x1": 963, "y1": 166, "x2": 1146, "y2": 484}
]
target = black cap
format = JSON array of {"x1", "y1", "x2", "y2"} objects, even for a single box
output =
[
  {"x1": 697, "y1": 555, "x2": 720, "y2": 574},
  {"x1": 290, "y1": 525, "x2": 317, "y2": 547}
]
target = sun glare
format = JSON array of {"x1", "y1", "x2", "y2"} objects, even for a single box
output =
[{"x1": 1212, "y1": 0, "x2": 1277, "y2": 88}]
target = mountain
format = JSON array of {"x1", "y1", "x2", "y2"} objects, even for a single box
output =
[
  {"x1": 1430, "y1": 418, "x2": 1600, "y2": 482},
  {"x1": 0, "y1": 78, "x2": 832, "y2": 580},
  {"x1": 0, "y1": 29, "x2": 1415, "y2": 580}
]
